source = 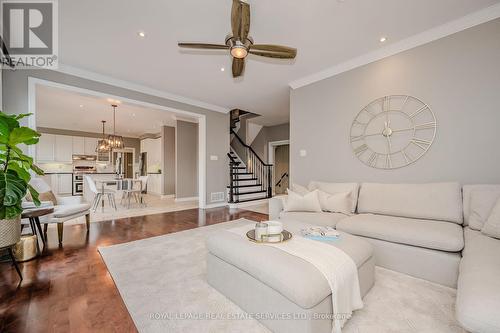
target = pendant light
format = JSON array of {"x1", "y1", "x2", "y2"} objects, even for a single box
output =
[
  {"x1": 96, "y1": 120, "x2": 110, "y2": 153},
  {"x1": 107, "y1": 104, "x2": 124, "y2": 150}
]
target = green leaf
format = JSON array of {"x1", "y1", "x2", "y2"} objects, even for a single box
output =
[
  {"x1": 0, "y1": 118, "x2": 10, "y2": 144},
  {"x1": 9, "y1": 127, "x2": 41, "y2": 146},
  {"x1": 0, "y1": 112, "x2": 20, "y2": 131},
  {"x1": 4, "y1": 203, "x2": 23, "y2": 220},
  {"x1": 14, "y1": 113, "x2": 33, "y2": 121},
  {"x1": 8, "y1": 161, "x2": 31, "y2": 183},
  {"x1": 31, "y1": 163, "x2": 45, "y2": 176},
  {"x1": 0, "y1": 169, "x2": 28, "y2": 206},
  {"x1": 27, "y1": 184, "x2": 41, "y2": 207}
]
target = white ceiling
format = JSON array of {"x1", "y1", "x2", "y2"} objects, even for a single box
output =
[
  {"x1": 58, "y1": 0, "x2": 500, "y2": 125},
  {"x1": 36, "y1": 85, "x2": 197, "y2": 138}
]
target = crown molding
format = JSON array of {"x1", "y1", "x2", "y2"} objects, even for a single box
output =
[
  {"x1": 289, "y1": 3, "x2": 500, "y2": 90},
  {"x1": 54, "y1": 63, "x2": 230, "y2": 114}
]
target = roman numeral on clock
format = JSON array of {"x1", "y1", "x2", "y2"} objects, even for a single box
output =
[
  {"x1": 354, "y1": 144, "x2": 368, "y2": 156},
  {"x1": 350, "y1": 135, "x2": 365, "y2": 143},
  {"x1": 367, "y1": 152, "x2": 378, "y2": 167},
  {"x1": 414, "y1": 122, "x2": 436, "y2": 130},
  {"x1": 409, "y1": 105, "x2": 429, "y2": 118},
  {"x1": 411, "y1": 138, "x2": 432, "y2": 150}
]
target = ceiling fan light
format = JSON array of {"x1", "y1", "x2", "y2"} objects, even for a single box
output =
[{"x1": 230, "y1": 46, "x2": 248, "y2": 59}]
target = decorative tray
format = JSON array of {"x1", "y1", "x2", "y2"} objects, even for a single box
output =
[{"x1": 246, "y1": 229, "x2": 292, "y2": 243}]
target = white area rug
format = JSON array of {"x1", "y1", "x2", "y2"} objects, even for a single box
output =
[
  {"x1": 65, "y1": 195, "x2": 198, "y2": 226},
  {"x1": 98, "y1": 219, "x2": 465, "y2": 333}
]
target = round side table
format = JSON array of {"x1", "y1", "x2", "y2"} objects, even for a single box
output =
[{"x1": 21, "y1": 207, "x2": 54, "y2": 256}]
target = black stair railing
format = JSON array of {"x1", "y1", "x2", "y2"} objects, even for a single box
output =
[{"x1": 229, "y1": 128, "x2": 273, "y2": 203}]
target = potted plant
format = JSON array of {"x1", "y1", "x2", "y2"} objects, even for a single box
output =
[{"x1": 0, "y1": 111, "x2": 43, "y2": 250}]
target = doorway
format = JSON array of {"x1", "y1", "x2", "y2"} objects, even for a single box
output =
[{"x1": 268, "y1": 140, "x2": 290, "y2": 195}]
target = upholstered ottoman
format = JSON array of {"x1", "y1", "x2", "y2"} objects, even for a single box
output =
[{"x1": 206, "y1": 219, "x2": 375, "y2": 333}]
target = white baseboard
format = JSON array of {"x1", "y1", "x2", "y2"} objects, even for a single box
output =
[
  {"x1": 228, "y1": 198, "x2": 269, "y2": 209},
  {"x1": 204, "y1": 202, "x2": 228, "y2": 209},
  {"x1": 175, "y1": 196, "x2": 199, "y2": 202},
  {"x1": 160, "y1": 194, "x2": 175, "y2": 199}
]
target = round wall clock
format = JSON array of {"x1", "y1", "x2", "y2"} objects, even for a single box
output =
[{"x1": 350, "y1": 95, "x2": 436, "y2": 169}]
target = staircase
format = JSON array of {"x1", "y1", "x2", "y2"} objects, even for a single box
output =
[{"x1": 228, "y1": 110, "x2": 273, "y2": 204}]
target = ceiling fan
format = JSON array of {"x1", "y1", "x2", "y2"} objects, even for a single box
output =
[{"x1": 178, "y1": 0, "x2": 297, "y2": 78}]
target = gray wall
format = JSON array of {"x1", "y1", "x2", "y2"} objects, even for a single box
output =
[
  {"x1": 37, "y1": 127, "x2": 141, "y2": 162},
  {"x1": 2, "y1": 69, "x2": 230, "y2": 206},
  {"x1": 290, "y1": 19, "x2": 500, "y2": 186},
  {"x1": 176, "y1": 120, "x2": 198, "y2": 198},
  {"x1": 251, "y1": 123, "x2": 290, "y2": 163},
  {"x1": 161, "y1": 126, "x2": 176, "y2": 195}
]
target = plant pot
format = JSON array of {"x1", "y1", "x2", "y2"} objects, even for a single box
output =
[{"x1": 0, "y1": 216, "x2": 21, "y2": 249}]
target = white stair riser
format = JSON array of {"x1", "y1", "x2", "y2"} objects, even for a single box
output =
[
  {"x1": 232, "y1": 174, "x2": 255, "y2": 180},
  {"x1": 235, "y1": 192, "x2": 268, "y2": 200},
  {"x1": 234, "y1": 186, "x2": 265, "y2": 193}
]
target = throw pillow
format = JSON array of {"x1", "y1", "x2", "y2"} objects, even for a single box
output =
[
  {"x1": 317, "y1": 190, "x2": 352, "y2": 214},
  {"x1": 481, "y1": 198, "x2": 500, "y2": 239},
  {"x1": 26, "y1": 190, "x2": 58, "y2": 206},
  {"x1": 290, "y1": 183, "x2": 309, "y2": 196},
  {"x1": 284, "y1": 189, "x2": 322, "y2": 213},
  {"x1": 468, "y1": 190, "x2": 500, "y2": 230}
]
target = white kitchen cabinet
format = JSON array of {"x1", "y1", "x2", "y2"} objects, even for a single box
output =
[
  {"x1": 55, "y1": 135, "x2": 73, "y2": 162},
  {"x1": 84, "y1": 137, "x2": 98, "y2": 155},
  {"x1": 147, "y1": 173, "x2": 162, "y2": 195},
  {"x1": 141, "y1": 138, "x2": 162, "y2": 172},
  {"x1": 72, "y1": 137, "x2": 85, "y2": 155},
  {"x1": 57, "y1": 174, "x2": 73, "y2": 195},
  {"x1": 37, "y1": 133, "x2": 55, "y2": 162}
]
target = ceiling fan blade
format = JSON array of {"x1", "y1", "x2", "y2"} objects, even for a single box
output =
[
  {"x1": 249, "y1": 44, "x2": 297, "y2": 59},
  {"x1": 232, "y1": 58, "x2": 245, "y2": 78},
  {"x1": 178, "y1": 42, "x2": 229, "y2": 50},
  {"x1": 231, "y1": 0, "x2": 250, "y2": 41}
]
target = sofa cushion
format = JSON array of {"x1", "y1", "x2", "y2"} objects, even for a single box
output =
[
  {"x1": 308, "y1": 182, "x2": 359, "y2": 214},
  {"x1": 336, "y1": 214, "x2": 464, "y2": 252},
  {"x1": 206, "y1": 219, "x2": 373, "y2": 309},
  {"x1": 357, "y1": 182, "x2": 463, "y2": 224},
  {"x1": 456, "y1": 228, "x2": 500, "y2": 333},
  {"x1": 482, "y1": 198, "x2": 500, "y2": 239},
  {"x1": 280, "y1": 211, "x2": 349, "y2": 228},
  {"x1": 53, "y1": 203, "x2": 91, "y2": 218},
  {"x1": 463, "y1": 185, "x2": 500, "y2": 226},
  {"x1": 468, "y1": 190, "x2": 500, "y2": 231}
]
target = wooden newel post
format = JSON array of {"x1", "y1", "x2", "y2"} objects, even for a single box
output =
[
  {"x1": 229, "y1": 163, "x2": 234, "y2": 203},
  {"x1": 267, "y1": 166, "x2": 273, "y2": 198}
]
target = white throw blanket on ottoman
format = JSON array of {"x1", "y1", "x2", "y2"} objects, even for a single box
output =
[{"x1": 229, "y1": 225, "x2": 363, "y2": 333}]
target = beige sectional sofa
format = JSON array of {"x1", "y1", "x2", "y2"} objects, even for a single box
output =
[{"x1": 270, "y1": 181, "x2": 500, "y2": 333}]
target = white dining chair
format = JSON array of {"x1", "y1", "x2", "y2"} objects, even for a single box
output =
[{"x1": 84, "y1": 176, "x2": 117, "y2": 212}]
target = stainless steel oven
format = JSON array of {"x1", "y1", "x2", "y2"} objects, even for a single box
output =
[{"x1": 72, "y1": 166, "x2": 96, "y2": 196}]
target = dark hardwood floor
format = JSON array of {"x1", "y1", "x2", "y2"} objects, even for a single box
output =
[{"x1": 0, "y1": 207, "x2": 267, "y2": 333}]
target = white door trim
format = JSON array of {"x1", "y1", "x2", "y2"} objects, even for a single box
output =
[
  {"x1": 28, "y1": 77, "x2": 207, "y2": 208},
  {"x1": 268, "y1": 140, "x2": 290, "y2": 165},
  {"x1": 268, "y1": 140, "x2": 290, "y2": 195}
]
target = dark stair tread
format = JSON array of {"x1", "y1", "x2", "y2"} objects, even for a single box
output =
[
  {"x1": 234, "y1": 190, "x2": 267, "y2": 195},
  {"x1": 231, "y1": 172, "x2": 253, "y2": 175},
  {"x1": 227, "y1": 184, "x2": 263, "y2": 188},
  {"x1": 232, "y1": 167, "x2": 246, "y2": 169},
  {"x1": 232, "y1": 177, "x2": 258, "y2": 181},
  {"x1": 231, "y1": 197, "x2": 269, "y2": 204}
]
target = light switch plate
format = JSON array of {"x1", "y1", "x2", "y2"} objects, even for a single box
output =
[
  {"x1": 210, "y1": 155, "x2": 218, "y2": 161},
  {"x1": 299, "y1": 149, "x2": 307, "y2": 157}
]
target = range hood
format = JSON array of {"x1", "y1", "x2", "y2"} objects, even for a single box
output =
[{"x1": 72, "y1": 154, "x2": 97, "y2": 161}]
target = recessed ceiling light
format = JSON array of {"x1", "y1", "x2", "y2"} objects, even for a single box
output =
[
  {"x1": 132, "y1": 113, "x2": 136, "y2": 117},
  {"x1": 379, "y1": 36, "x2": 387, "y2": 43},
  {"x1": 79, "y1": 104, "x2": 84, "y2": 108},
  {"x1": 138, "y1": 31, "x2": 146, "y2": 38},
  {"x1": 220, "y1": 67, "x2": 225, "y2": 72}
]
